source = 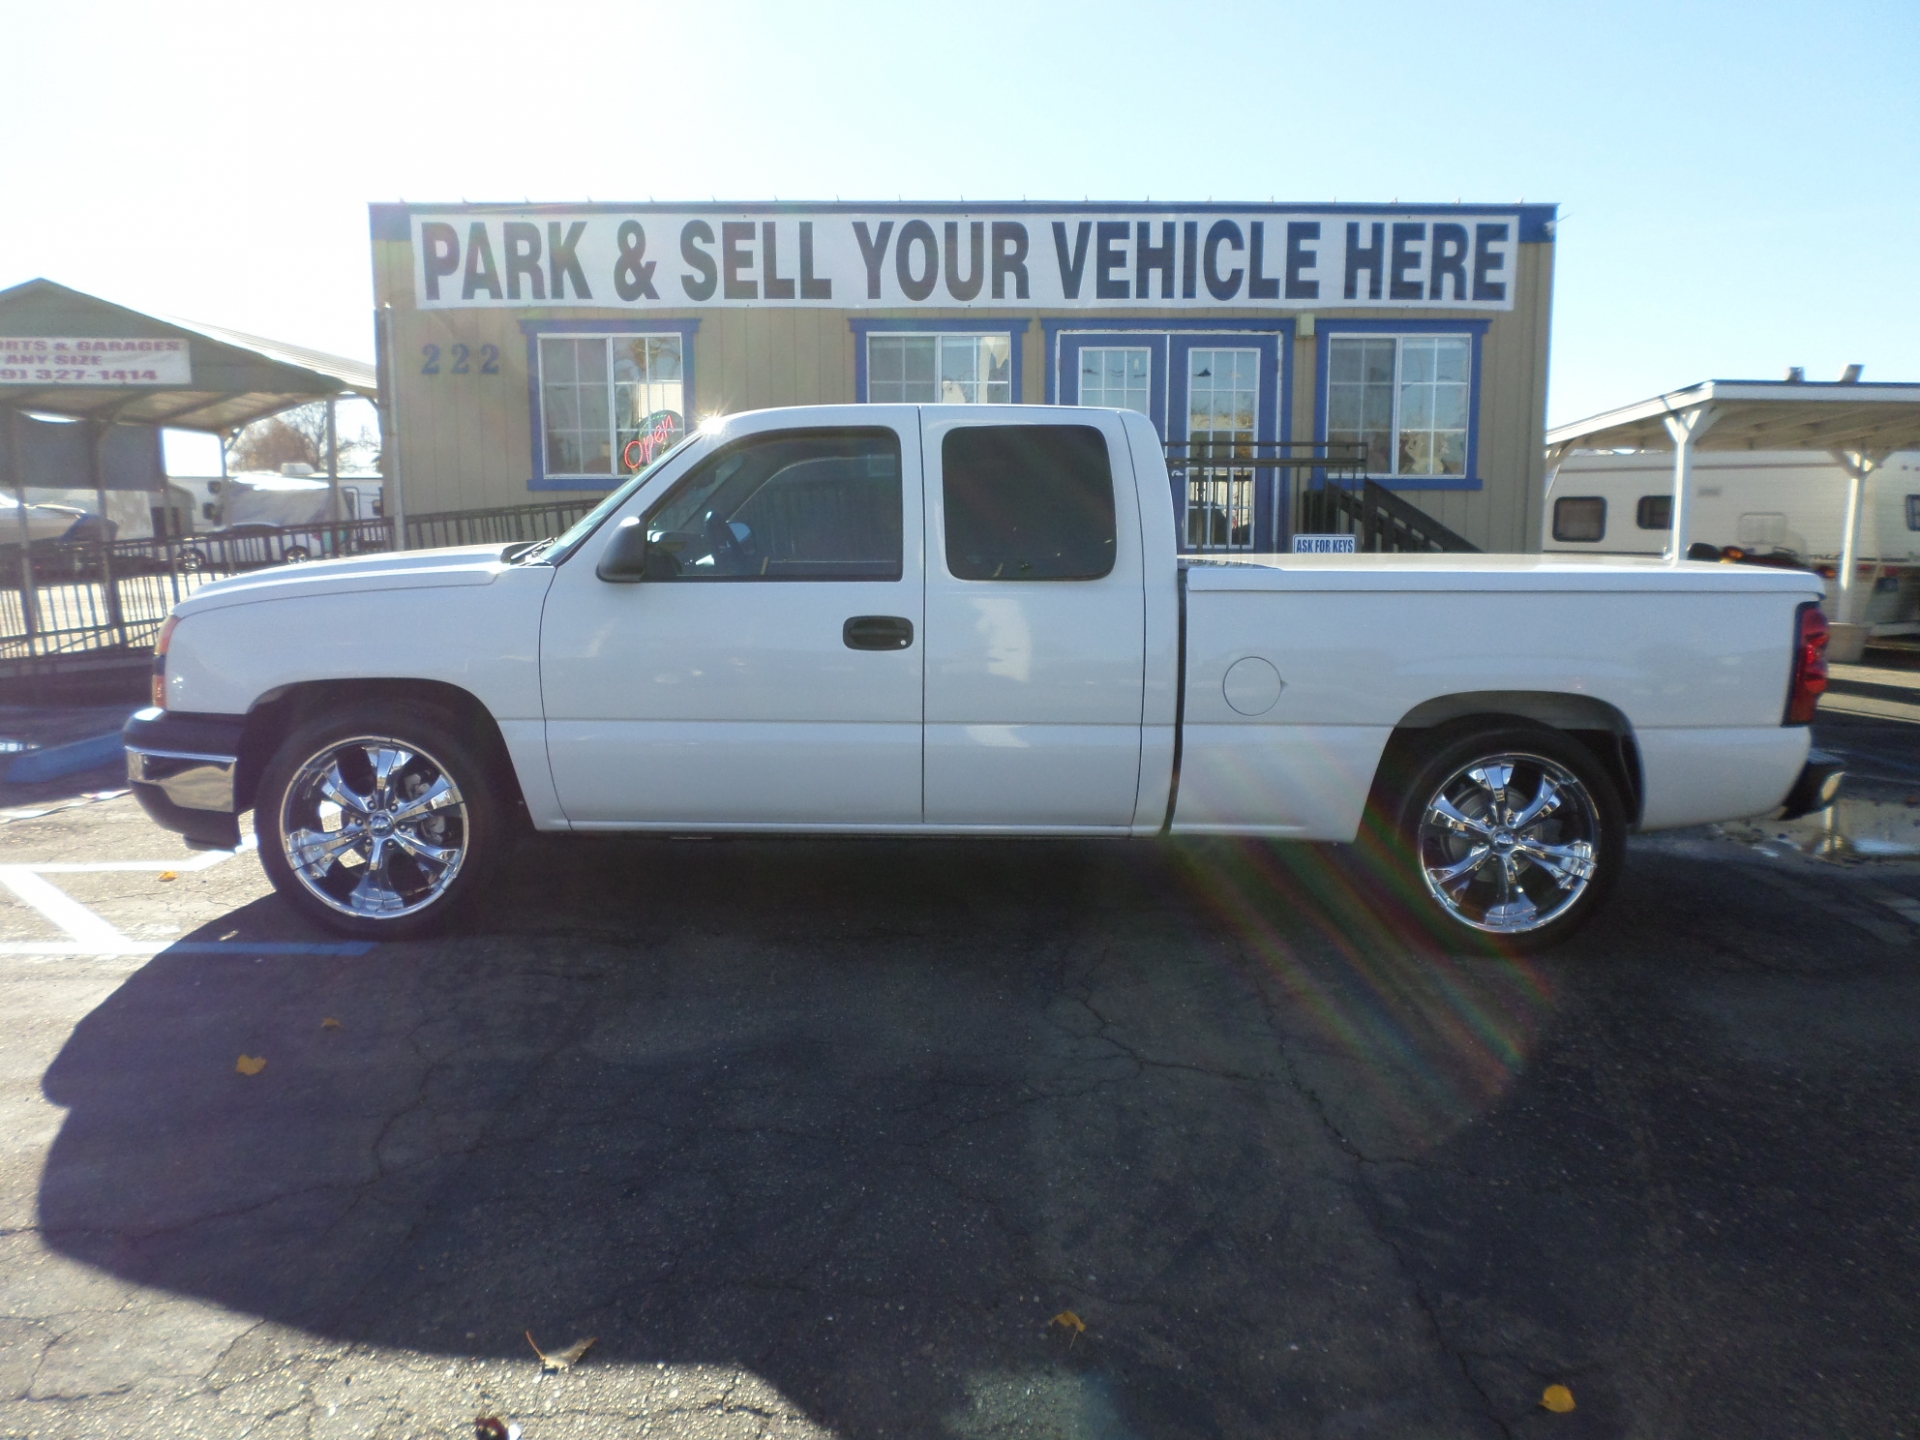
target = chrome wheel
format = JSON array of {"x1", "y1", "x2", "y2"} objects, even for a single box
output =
[
  {"x1": 277, "y1": 735, "x2": 468, "y2": 920},
  {"x1": 1416, "y1": 751, "x2": 1601, "y2": 935}
]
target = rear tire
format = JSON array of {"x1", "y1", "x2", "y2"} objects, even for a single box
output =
[
  {"x1": 256, "y1": 702, "x2": 502, "y2": 939},
  {"x1": 1378, "y1": 723, "x2": 1626, "y2": 951}
]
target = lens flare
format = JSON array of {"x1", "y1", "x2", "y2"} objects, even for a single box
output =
[{"x1": 1165, "y1": 790, "x2": 1560, "y2": 1150}]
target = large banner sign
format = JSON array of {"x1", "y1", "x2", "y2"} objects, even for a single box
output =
[
  {"x1": 0, "y1": 336, "x2": 191, "y2": 386},
  {"x1": 410, "y1": 209, "x2": 1521, "y2": 312}
]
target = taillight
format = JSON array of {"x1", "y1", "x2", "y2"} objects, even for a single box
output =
[
  {"x1": 151, "y1": 615, "x2": 177, "y2": 709},
  {"x1": 1785, "y1": 603, "x2": 1829, "y2": 724}
]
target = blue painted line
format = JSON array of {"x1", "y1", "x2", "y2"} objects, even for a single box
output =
[
  {"x1": 167, "y1": 942, "x2": 375, "y2": 955},
  {"x1": 6, "y1": 732, "x2": 127, "y2": 784}
]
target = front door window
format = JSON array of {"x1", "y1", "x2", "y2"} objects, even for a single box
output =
[
  {"x1": 1185, "y1": 348, "x2": 1259, "y2": 550},
  {"x1": 1078, "y1": 347, "x2": 1152, "y2": 417}
]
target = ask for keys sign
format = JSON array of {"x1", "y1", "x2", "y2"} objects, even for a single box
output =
[{"x1": 410, "y1": 208, "x2": 1524, "y2": 312}]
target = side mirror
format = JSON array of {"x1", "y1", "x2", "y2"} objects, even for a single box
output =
[{"x1": 597, "y1": 517, "x2": 653, "y2": 582}]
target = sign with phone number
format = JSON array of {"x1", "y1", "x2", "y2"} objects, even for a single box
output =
[{"x1": 0, "y1": 337, "x2": 192, "y2": 386}]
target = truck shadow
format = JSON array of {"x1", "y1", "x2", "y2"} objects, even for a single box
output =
[{"x1": 34, "y1": 832, "x2": 1647, "y2": 1437}]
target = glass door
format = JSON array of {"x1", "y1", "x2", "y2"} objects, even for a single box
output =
[
  {"x1": 1167, "y1": 335, "x2": 1283, "y2": 553},
  {"x1": 1182, "y1": 348, "x2": 1258, "y2": 550},
  {"x1": 1055, "y1": 328, "x2": 1284, "y2": 552}
]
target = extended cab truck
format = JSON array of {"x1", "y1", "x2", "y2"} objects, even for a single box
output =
[{"x1": 124, "y1": 405, "x2": 1842, "y2": 948}]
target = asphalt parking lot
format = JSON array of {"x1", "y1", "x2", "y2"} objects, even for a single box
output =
[{"x1": 2, "y1": 712, "x2": 1918, "y2": 1440}]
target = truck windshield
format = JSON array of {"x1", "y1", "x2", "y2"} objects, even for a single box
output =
[{"x1": 526, "y1": 431, "x2": 702, "y2": 565}]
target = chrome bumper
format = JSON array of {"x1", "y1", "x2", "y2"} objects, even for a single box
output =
[
  {"x1": 125, "y1": 746, "x2": 237, "y2": 813},
  {"x1": 122, "y1": 708, "x2": 246, "y2": 849}
]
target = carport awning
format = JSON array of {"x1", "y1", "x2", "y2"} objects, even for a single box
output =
[
  {"x1": 1544, "y1": 377, "x2": 1920, "y2": 615},
  {"x1": 0, "y1": 278, "x2": 375, "y2": 433},
  {"x1": 1546, "y1": 379, "x2": 1920, "y2": 459}
]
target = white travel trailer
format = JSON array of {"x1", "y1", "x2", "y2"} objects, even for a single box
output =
[
  {"x1": 1543, "y1": 450, "x2": 1920, "y2": 634},
  {"x1": 215, "y1": 467, "x2": 384, "y2": 528}
]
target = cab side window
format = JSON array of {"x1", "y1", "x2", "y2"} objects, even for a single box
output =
[
  {"x1": 942, "y1": 424, "x2": 1116, "y2": 580},
  {"x1": 645, "y1": 429, "x2": 902, "y2": 580}
]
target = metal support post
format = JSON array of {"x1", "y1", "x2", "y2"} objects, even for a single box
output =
[
  {"x1": 325, "y1": 394, "x2": 341, "y2": 529},
  {"x1": 87, "y1": 418, "x2": 125, "y2": 646},
  {"x1": 1541, "y1": 441, "x2": 1571, "y2": 554},
  {"x1": 1831, "y1": 446, "x2": 1893, "y2": 626},
  {"x1": 4, "y1": 407, "x2": 41, "y2": 648},
  {"x1": 376, "y1": 304, "x2": 405, "y2": 547},
  {"x1": 1662, "y1": 403, "x2": 1721, "y2": 563}
]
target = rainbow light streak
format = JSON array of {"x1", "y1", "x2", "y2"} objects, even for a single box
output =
[{"x1": 1167, "y1": 822, "x2": 1560, "y2": 1152}]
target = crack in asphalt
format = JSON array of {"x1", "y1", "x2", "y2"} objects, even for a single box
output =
[{"x1": 1218, "y1": 925, "x2": 1518, "y2": 1440}]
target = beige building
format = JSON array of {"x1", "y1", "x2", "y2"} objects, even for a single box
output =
[{"x1": 369, "y1": 201, "x2": 1556, "y2": 552}]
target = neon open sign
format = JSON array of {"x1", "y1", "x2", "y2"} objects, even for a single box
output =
[{"x1": 621, "y1": 410, "x2": 683, "y2": 471}]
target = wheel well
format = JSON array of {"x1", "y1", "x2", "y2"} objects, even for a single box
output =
[
  {"x1": 235, "y1": 679, "x2": 529, "y2": 824},
  {"x1": 1379, "y1": 694, "x2": 1644, "y2": 826}
]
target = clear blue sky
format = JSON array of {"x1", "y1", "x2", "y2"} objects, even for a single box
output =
[{"x1": 4, "y1": 0, "x2": 1913, "y2": 453}]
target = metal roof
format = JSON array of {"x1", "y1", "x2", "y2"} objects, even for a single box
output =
[
  {"x1": 0, "y1": 278, "x2": 375, "y2": 434},
  {"x1": 1547, "y1": 379, "x2": 1920, "y2": 457}
]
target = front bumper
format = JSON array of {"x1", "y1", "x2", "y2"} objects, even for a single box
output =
[
  {"x1": 1779, "y1": 748, "x2": 1845, "y2": 821},
  {"x1": 122, "y1": 707, "x2": 246, "y2": 850}
]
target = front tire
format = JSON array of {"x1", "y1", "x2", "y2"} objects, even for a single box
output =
[
  {"x1": 257, "y1": 703, "x2": 501, "y2": 939},
  {"x1": 1382, "y1": 724, "x2": 1626, "y2": 951}
]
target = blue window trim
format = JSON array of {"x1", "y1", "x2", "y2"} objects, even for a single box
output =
[
  {"x1": 849, "y1": 318, "x2": 1028, "y2": 404},
  {"x1": 1044, "y1": 318, "x2": 1294, "y2": 551},
  {"x1": 1311, "y1": 318, "x2": 1488, "y2": 491},
  {"x1": 519, "y1": 317, "x2": 701, "y2": 492}
]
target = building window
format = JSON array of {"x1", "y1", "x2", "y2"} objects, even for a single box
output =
[
  {"x1": 1553, "y1": 496, "x2": 1606, "y2": 543},
  {"x1": 1906, "y1": 495, "x2": 1920, "y2": 531},
  {"x1": 1326, "y1": 334, "x2": 1470, "y2": 478},
  {"x1": 539, "y1": 334, "x2": 684, "y2": 480},
  {"x1": 1636, "y1": 494, "x2": 1672, "y2": 530},
  {"x1": 1186, "y1": 348, "x2": 1259, "y2": 550},
  {"x1": 1078, "y1": 347, "x2": 1151, "y2": 417},
  {"x1": 868, "y1": 334, "x2": 1011, "y2": 404}
]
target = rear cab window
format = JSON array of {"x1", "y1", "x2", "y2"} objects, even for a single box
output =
[{"x1": 941, "y1": 424, "x2": 1116, "y2": 580}]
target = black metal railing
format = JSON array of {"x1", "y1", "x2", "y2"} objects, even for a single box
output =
[
  {"x1": 403, "y1": 499, "x2": 598, "y2": 551},
  {"x1": 1162, "y1": 441, "x2": 1369, "y2": 552},
  {"x1": 1297, "y1": 478, "x2": 1481, "y2": 554},
  {"x1": 2, "y1": 498, "x2": 603, "y2": 662}
]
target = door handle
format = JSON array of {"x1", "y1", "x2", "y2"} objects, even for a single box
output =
[{"x1": 843, "y1": 615, "x2": 914, "y2": 650}]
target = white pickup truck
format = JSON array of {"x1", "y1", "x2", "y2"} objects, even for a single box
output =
[{"x1": 124, "y1": 404, "x2": 1840, "y2": 948}]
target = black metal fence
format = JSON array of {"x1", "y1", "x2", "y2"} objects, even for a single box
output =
[
  {"x1": 1162, "y1": 440, "x2": 1371, "y2": 552},
  {"x1": 2, "y1": 499, "x2": 599, "y2": 662},
  {"x1": 402, "y1": 499, "x2": 597, "y2": 551},
  {"x1": 5, "y1": 460, "x2": 1479, "y2": 666}
]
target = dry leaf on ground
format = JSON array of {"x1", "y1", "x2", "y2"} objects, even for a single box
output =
[
  {"x1": 157, "y1": 871, "x2": 178, "y2": 882},
  {"x1": 235, "y1": 1055, "x2": 266, "y2": 1076},
  {"x1": 526, "y1": 1330, "x2": 596, "y2": 1372},
  {"x1": 1541, "y1": 1384, "x2": 1576, "y2": 1413},
  {"x1": 321, "y1": 1017, "x2": 342, "y2": 1029},
  {"x1": 1050, "y1": 1310, "x2": 1086, "y2": 1347}
]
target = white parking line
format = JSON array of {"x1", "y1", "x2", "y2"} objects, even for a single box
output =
[
  {"x1": 0, "y1": 868, "x2": 126, "y2": 947},
  {"x1": 0, "y1": 837, "x2": 368, "y2": 957}
]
